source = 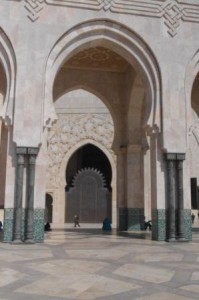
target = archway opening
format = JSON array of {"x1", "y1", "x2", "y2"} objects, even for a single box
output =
[
  {"x1": 190, "y1": 73, "x2": 199, "y2": 216},
  {"x1": 191, "y1": 72, "x2": 199, "y2": 117},
  {"x1": 65, "y1": 144, "x2": 112, "y2": 223},
  {"x1": 66, "y1": 144, "x2": 112, "y2": 190},
  {"x1": 45, "y1": 193, "x2": 53, "y2": 223},
  {"x1": 48, "y1": 25, "x2": 159, "y2": 231},
  {"x1": 0, "y1": 61, "x2": 8, "y2": 221},
  {"x1": 46, "y1": 87, "x2": 116, "y2": 226}
]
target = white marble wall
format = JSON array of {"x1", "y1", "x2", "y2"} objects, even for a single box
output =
[{"x1": 0, "y1": 0, "x2": 199, "y2": 217}]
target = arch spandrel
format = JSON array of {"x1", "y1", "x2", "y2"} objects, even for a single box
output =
[{"x1": 44, "y1": 20, "x2": 162, "y2": 131}]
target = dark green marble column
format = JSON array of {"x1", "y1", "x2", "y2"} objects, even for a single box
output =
[
  {"x1": 166, "y1": 154, "x2": 176, "y2": 242},
  {"x1": 176, "y1": 154, "x2": 185, "y2": 241},
  {"x1": 25, "y1": 147, "x2": 38, "y2": 243},
  {"x1": 13, "y1": 147, "x2": 26, "y2": 243}
]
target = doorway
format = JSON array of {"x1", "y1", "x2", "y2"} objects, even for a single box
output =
[{"x1": 65, "y1": 144, "x2": 112, "y2": 223}]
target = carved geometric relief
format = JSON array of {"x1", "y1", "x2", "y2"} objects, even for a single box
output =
[
  {"x1": 46, "y1": 113, "x2": 115, "y2": 188},
  {"x1": 6, "y1": 0, "x2": 199, "y2": 36},
  {"x1": 24, "y1": 0, "x2": 45, "y2": 22}
]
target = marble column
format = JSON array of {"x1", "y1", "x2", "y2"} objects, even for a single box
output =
[
  {"x1": 25, "y1": 147, "x2": 38, "y2": 243},
  {"x1": 176, "y1": 154, "x2": 185, "y2": 240},
  {"x1": 13, "y1": 147, "x2": 26, "y2": 243},
  {"x1": 166, "y1": 153, "x2": 176, "y2": 242}
]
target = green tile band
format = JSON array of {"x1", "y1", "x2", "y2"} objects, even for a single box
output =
[
  {"x1": 33, "y1": 209, "x2": 45, "y2": 242},
  {"x1": 119, "y1": 208, "x2": 145, "y2": 231},
  {"x1": 3, "y1": 208, "x2": 14, "y2": 242},
  {"x1": 3, "y1": 208, "x2": 45, "y2": 243},
  {"x1": 152, "y1": 209, "x2": 166, "y2": 241},
  {"x1": 183, "y1": 209, "x2": 192, "y2": 241}
]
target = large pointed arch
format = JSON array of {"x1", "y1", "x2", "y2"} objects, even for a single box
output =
[
  {"x1": 44, "y1": 19, "x2": 162, "y2": 131},
  {"x1": 0, "y1": 28, "x2": 16, "y2": 126}
]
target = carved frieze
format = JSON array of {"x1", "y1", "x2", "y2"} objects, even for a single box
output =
[
  {"x1": 46, "y1": 113, "x2": 114, "y2": 188},
  {"x1": 6, "y1": 0, "x2": 199, "y2": 36}
]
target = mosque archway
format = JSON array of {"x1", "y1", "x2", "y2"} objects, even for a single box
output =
[{"x1": 45, "y1": 21, "x2": 163, "y2": 238}]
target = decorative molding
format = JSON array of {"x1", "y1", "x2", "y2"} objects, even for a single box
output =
[
  {"x1": 46, "y1": 113, "x2": 114, "y2": 188},
  {"x1": 24, "y1": 0, "x2": 45, "y2": 22},
  {"x1": 12, "y1": 0, "x2": 199, "y2": 36}
]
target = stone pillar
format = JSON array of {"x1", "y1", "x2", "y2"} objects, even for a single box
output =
[
  {"x1": 13, "y1": 147, "x2": 26, "y2": 243},
  {"x1": 147, "y1": 126, "x2": 166, "y2": 241},
  {"x1": 166, "y1": 153, "x2": 176, "y2": 242},
  {"x1": 117, "y1": 147, "x2": 127, "y2": 230},
  {"x1": 126, "y1": 145, "x2": 144, "y2": 230},
  {"x1": 176, "y1": 154, "x2": 185, "y2": 240},
  {"x1": 144, "y1": 145, "x2": 151, "y2": 221},
  {"x1": 25, "y1": 147, "x2": 38, "y2": 243}
]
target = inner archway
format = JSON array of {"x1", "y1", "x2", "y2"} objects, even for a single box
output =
[
  {"x1": 0, "y1": 61, "x2": 8, "y2": 221},
  {"x1": 65, "y1": 144, "x2": 112, "y2": 223},
  {"x1": 190, "y1": 72, "x2": 199, "y2": 213},
  {"x1": 45, "y1": 193, "x2": 53, "y2": 223}
]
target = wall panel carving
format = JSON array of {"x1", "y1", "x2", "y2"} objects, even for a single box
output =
[
  {"x1": 47, "y1": 113, "x2": 114, "y2": 188},
  {"x1": 6, "y1": 0, "x2": 199, "y2": 36}
]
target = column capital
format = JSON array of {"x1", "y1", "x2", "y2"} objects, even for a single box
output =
[
  {"x1": 27, "y1": 147, "x2": 39, "y2": 155},
  {"x1": 16, "y1": 147, "x2": 27, "y2": 155},
  {"x1": 165, "y1": 153, "x2": 186, "y2": 161},
  {"x1": 176, "y1": 153, "x2": 185, "y2": 161},
  {"x1": 165, "y1": 153, "x2": 176, "y2": 160}
]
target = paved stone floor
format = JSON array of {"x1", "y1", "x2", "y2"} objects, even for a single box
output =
[{"x1": 0, "y1": 227, "x2": 199, "y2": 300}]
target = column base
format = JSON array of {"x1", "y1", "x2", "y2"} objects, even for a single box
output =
[
  {"x1": 167, "y1": 238, "x2": 177, "y2": 242},
  {"x1": 176, "y1": 237, "x2": 189, "y2": 242},
  {"x1": 24, "y1": 239, "x2": 35, "y2": 244},
  {"x1": 11, "y1": 239, "x2": 24, "y2": 244}
]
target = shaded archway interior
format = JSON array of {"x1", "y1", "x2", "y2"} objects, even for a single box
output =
[
  {"x1": 191, "y1": 72, "x2": 199, "y2": 116},
  {"x1": 53, "y1": 46, "x2": 148, "y2": 150},
  {"x1": 66, "y1": 144, "x2": 112, "y2": 190},
  {"x1": 190, "y1": 72, "x2": 199, "y2": 210},
  {"x1": 0, "y1": 62, "x2": 8, "y2": 210},
  {"x1": 45, "y1": 193, "x2": 53, "y2": 223}
]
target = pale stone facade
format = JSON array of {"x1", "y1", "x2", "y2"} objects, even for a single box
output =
[{"x1": 0, "y1": 0, "x2": 199, "y2": 242}]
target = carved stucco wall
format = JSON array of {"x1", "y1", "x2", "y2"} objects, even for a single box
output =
[
  {"x1": 46, "y1": 113, "x2": 115, "y2": 189},
  {"x1": 13, "y1": 0, "x2": 199, "y2": 37}
]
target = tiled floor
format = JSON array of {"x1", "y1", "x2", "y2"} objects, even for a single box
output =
[{"x1": 0, "y1": 227, "x2": 199, "y2": 299}]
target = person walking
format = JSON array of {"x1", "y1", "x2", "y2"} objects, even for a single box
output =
[
  {"x1": 74, "y1": 215, "x2": 80, "y2": 227},
  {"x1": 191, "y1": 213, "x2": 195, "y2": 224}
]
